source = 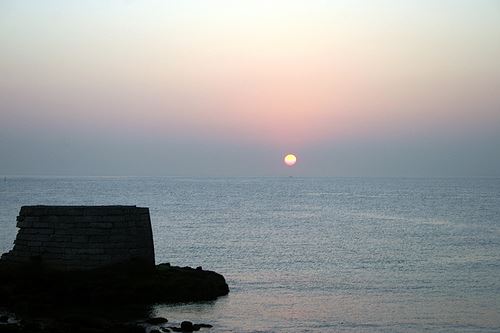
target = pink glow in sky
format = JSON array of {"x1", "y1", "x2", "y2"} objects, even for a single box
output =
[{"x1": 1, "y1": 1, "x2": 500, "y2": 176}]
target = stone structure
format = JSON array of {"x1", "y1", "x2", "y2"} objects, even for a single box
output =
[{"x1": 0, "y1": 205, "x2": 155, "y2": 270}]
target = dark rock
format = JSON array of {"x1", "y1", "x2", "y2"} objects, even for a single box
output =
[
  {"x1": 61, "y1": 314, "x2": 108, "y2": 329},
  {"x1": 150, "y1": 330, "x2": 161, "y2": 333},
  {"x1": 180, "y1": 321, "x2": 194, "y2": 332},
  {"x1": 0, "y1": 262, "x2": 229, "y2": 311},
  {"x1": 195, "y1": 266, "x2": 202, "y2": 271},
  {"x1": 0, "y1": 261, "x2": 226, "y2": 333},
  {"x1": 146, "y1": 317, "x2": 168, "y2": 325},
  {"x1": 167, "y1": 322, "x2": 212, "y2": 332},
  {"x1": 0, "y1": 316, "x2": 8, "y2": 323},
  {"x1": 20, "y1": 320, "x2": 41, "y2": 331},
  {"x1": 160, "y1": 328, "x2": 171, "y2": 332},
  {"x1": 119, "y1": 324, "x2": 146, "y2": 333},
  {"x1": 107, "y1": 324, "x2": 145, "y2": 333},
  {"x1": 0, "y1": 324, "x2": 19, "y2": 333}
]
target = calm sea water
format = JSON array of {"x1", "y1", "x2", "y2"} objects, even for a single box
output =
[{"x1": 1, "y1": 177, "x2": 499, "y2": 332}]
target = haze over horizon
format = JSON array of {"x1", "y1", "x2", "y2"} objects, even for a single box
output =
[{"x1": 1, "y1": 1, "x2": 499, "y2": 177}]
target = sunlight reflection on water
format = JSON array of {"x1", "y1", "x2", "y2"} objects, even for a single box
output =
[{"x1": 1, "y1": 177, "x2": 500, "y2": 332}]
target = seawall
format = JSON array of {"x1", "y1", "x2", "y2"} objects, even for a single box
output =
[{"x1": 0, "y1": 205, "x2": 155, "y2": 270}]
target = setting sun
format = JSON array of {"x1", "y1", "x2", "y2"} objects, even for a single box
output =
[{"x1": 284, "y1": 154, "x2": 297, "y2": 167}]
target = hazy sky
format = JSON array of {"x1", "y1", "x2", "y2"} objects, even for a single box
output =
[{"x1": 1, "y1": 0, "x2": 499, "y2": 176}]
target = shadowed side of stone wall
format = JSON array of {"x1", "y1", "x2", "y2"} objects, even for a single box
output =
[{"x1": 0, "y1": 205, "x2": 155, "y2": 270}]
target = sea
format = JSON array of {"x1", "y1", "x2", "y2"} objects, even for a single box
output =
[{"x1": 1, "y1": 176, "x2": 499, "y2": 332}]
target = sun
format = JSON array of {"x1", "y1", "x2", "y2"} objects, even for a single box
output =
[{"x1": 284, "y1": 153, "x2": 297, "y2": 167}]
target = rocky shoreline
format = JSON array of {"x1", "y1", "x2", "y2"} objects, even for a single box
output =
[
  {"x1": 0, "y1": 313, "x2": 214, "y2": 333},
  {"x1": 0, "y1": 261, "x2": 229, "y2": 333}
]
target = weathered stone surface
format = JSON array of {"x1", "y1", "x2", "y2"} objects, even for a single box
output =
[{"x1": 0, "y1": 206, "x2": 155, "y2": 271}]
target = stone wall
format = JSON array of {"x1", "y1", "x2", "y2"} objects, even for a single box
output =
[{"x1": 0, "y1": 205, "x2": 155, "y2": 270}]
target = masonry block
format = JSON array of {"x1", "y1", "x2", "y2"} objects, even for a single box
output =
[{"x1": 0, "y1": 205, "x2": 155, "y2": 271}]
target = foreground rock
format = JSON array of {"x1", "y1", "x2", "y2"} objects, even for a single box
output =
[
  {"x1": 168, "y1": 321, "x2": 213, "y2": 332},
  {"x1": 0, "y1": 261, "x2": 226, "y2": 332},
  {"x1": 0, "y1": 206, "x2": 226, "y2": 332},
  {"x1": 0, "y1": 261, "x2": 228, "y2": 312},
  {"x1": 146, "y1": 317, "x2": 169, "y2": 325},
  {"x1": 0, "y1": 316, "x2": 215, "y2": 333}
]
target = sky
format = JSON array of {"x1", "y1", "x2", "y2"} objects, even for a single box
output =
[{"x1": 1, "y1": 0, "x2": 499, "y2": 177}]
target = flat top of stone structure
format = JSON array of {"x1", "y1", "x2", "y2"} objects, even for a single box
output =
[{"x1": 20, "y1": 205, "x2": 149, "y2": 216}]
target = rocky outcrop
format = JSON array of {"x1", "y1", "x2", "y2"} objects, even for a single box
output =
[
  {"x1": 0, "y1": 262, "x2": 229, "y2": 310},
  {"x1": 0, "y1": 205, "x2": 229, "y2": 333}
]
